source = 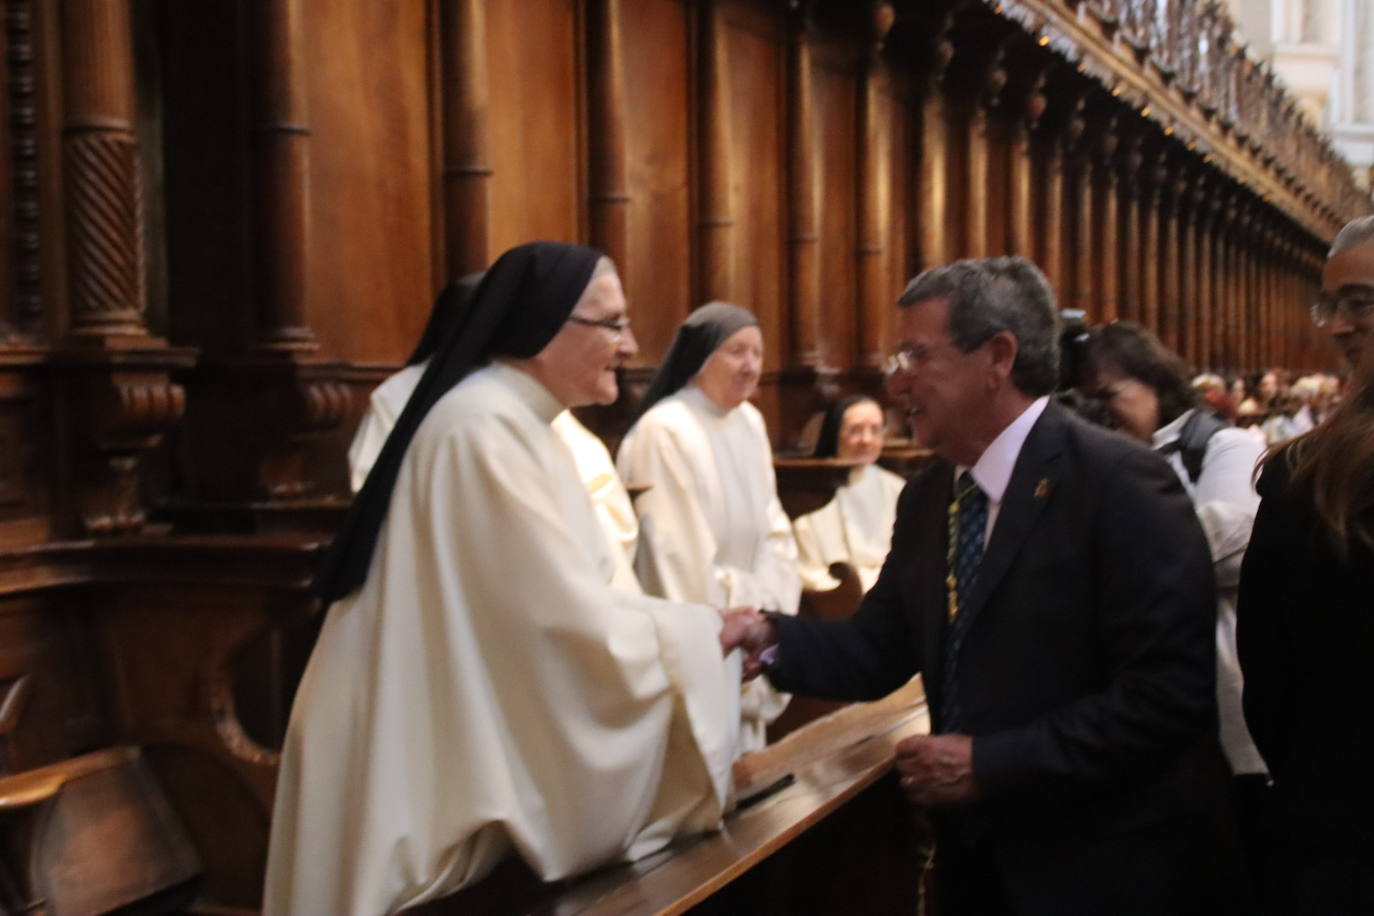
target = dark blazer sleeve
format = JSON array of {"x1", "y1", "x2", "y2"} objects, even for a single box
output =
[
  {"x1": 766, "y1": 480, "x2": 924, "y2": 701},
  {"x1": 972, "y1": 447, "x2": 1217, "y2": 801}
]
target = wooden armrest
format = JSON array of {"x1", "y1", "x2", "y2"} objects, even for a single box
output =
[{"x1": 0, "y1": 771, "x2": 66, "y2": 810}]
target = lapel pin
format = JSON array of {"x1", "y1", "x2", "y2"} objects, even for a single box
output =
[{"x1": 1033, "y1": 478, "x2": 1051, "y2": 500}]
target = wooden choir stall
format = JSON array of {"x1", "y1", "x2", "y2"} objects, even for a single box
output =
[{"x1": 0, "y1": 0, "x2": 1367, "y2": 911}]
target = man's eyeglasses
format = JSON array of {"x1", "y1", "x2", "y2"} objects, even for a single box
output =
[
  {"x1": 1310, "y1": 292, "x2": 1374, "y2": 328},
  {"x1": 568, "y1": 314, "x2": 632, "y2": 337},
  {"x1": 883, "y1": 345, "x2": 929, "y2": 376}
]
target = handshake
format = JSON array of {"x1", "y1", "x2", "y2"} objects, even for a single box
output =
[{"x1": 717, "y1": 606, "x2": 780, "y2": 680}]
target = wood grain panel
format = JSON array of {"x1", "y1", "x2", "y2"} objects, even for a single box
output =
[
  {"x1": 621, "y1": 0, "x2": 692, "y2": 366},
  {"x1": 486, "y1": 0, "x2": 580, "y2": 257},
  {"x1": 722, "y1": 4, "x2": 784, "y2": 371},
  {"x1": 305, "y1": 0, "x2": 436, "y2": 363},
  {"x1": 883, "y1": 73, "x2": 911, "y2": 357},
  {"x1": 812, "y1": 45, "x2": 856, "y2": 371}
]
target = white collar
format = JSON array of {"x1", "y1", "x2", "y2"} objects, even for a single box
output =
[
  {"x1": 959, "y1": 396, "x2": 1050, "y2": 504},
  {"x1": 489, "y1": 360, "x2": 567, "y2": 424},
  {"x1": 1151, "y1": 408, "x2": 1195, "y2": 451}
]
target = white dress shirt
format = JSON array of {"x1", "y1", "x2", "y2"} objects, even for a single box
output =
[{"x1": 958, "y1": 396, "x2": 1050, "y2": 545}]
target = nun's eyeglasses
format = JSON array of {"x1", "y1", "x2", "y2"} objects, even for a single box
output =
[{"x1": 567, "y1": 314, "x2": 632, "y2": 339}]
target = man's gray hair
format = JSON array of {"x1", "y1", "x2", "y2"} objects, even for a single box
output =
[
  {"x1": 898, "y1": 256, "x2": 1061, "y2": 396},
  {"x1": 1329, "y1": 216, "x2": 1374, "y2": 258}
]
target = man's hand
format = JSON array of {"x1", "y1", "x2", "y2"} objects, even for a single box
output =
[
  {"x1": 894, "y1": 734, "x2": 979, "y2": 806},
  {"x1": 718, "y1": 607, "x2": 778, "y2": 679}
]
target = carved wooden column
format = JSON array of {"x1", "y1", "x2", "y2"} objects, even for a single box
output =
[
  {"x1": 960, "y1": 42, "x2": 1006, "y2": 259},
  {"x1": 1197, "y1": 186, "x2": 1219, "y2": 371},
  {"x1": 1231, "y1": 199, "x2": 1253, "y2": 373},
  {"x1": 1116, "y1": 128, "x2": 1143, "y2": 323},
  {"x1": 440, "y1": 0, "x2": 491, "y2": 275},
  {"x1": 196, "y1": 0, "x2": 350, "y2": 507},
  {"x1": 587, "y1": 0, "x2": 628, "y2": 271},
  {"x1": 1094, "y1": 117, "x2": 1120, "y2": 323},
  {"x1": 697, "y1": 0, "x2": 734, "y2": 303},
  {"x1": 55, "y1": 0, "x2": 195, "y2": 534},
  {"x1": 1236, "y1": 204, "x2": 1254, "y2": 372},
  {"x1": 786, "y1": 6, "x2": 820, "y2": 368},
  {"x1": 62, "y1": 0, "x2": 144, "y2": 339},
  {"x1": 1037, "y1": 89, "x2": 1083, "y2": 298},
  {"x1": 1139, "y1": 148, "x2": 1164, "y2": 334},
  {"x1": 1159, "y1": 163, "x2": 1183, "y2": 352},
  {"x1": 916, "y1": 22, "x2": 956, "y2": 272},
  {"x1": 1005, "y1": 59, "x2": 1046, "y2": 257},
  {"x1": 251, "y1": 0, "x2": 312, "y2": 349},
  {"x1": 1178, "y1": 171, "x2": 1202, "y2": 367},
  {"x1": 856, "y1": 5, "x2": 895, "y2": 372},
  {"x1": 1070, "y1": 117, "x2": 1097, "y2": 317}
]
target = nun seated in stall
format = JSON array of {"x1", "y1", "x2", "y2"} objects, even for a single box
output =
[
  {"x1": 617, "y1": 302, "x2": 801, "y2": 753},
  {"x1": 791, "y1": 395, "x2": 906, "y2": 596}
]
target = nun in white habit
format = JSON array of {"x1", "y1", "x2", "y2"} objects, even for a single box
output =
[
  {"x1": 792, "y1": 395, "x2": 906, "y2": 593},
  {"x1": 346, "y1": 272, "x2": 641, "y2": 593},
  {"x1": 617, "y1": 302, "x2": 801, "y2": 752},
  {"x1": 265, "y1": 244, "x2": 741, "y2": 916}
]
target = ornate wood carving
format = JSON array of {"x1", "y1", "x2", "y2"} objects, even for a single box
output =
[
  {"x1": 1140, "y1": 145, "x2": 1165, "y2": 332},
  {"x1": 994, "y1": 0, "x2": 1370, "y2": 237},
  {"x1": 61, "y1": 0, "x2": 144, "y2": 338},
  {"x1": 440, "y1": 0, "x2": 491, "y2": 277},
  {"x1": 5, "y1": 0, "x2": 42, "y2": 339}
]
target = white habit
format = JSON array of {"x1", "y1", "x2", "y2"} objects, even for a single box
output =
[
  {"x1": 347, "y1": 363, "x2": 426, "y2": 493},
  {"x1": 791, "y1": 464, "x2": 906, "y2": 593},
  {"x1": 617, "y1": 385, "x2": 801, "y2": 752},
  {"x1": 348, "y1": 363, "x2": 640, "y2": 592},
  {"x1": 266, "y1": 363, "x2": 740, "y2": 916}
]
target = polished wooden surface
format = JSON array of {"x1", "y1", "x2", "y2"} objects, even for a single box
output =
[{"x1": 411, "y1": 679, "x2": 929, "y2": 916}]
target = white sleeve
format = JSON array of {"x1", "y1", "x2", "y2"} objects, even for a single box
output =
[
  {"x1": 618, "y1": 420, "x2": 724, "y2": 606},
  {"x1": 1194, "y1": 428, "x2": 1264, "y2": 513}
]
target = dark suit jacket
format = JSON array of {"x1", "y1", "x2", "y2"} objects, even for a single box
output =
[{"x1": 769, "y1": 401, "x2": 1225, "y2": 912}]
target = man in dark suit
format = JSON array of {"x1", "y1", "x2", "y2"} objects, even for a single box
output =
[{"x1": 723, "y1": 257, "x2": 1228, "y2": 914}]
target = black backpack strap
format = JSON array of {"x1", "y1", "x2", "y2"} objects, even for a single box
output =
[{"x1": 1159, "y1": 410, "x2": 1227, "y2": 485}]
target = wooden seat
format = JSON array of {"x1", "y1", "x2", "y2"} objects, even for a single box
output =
[{"x1": 0, "y1": 746, "x2": 201, "y2": 915}]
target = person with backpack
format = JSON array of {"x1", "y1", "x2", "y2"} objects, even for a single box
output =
[{"x1": 1083, "y1": 321, "x2": 1273, "y2": 909}]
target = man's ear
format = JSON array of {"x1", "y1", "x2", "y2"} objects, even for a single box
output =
[{"x1": 986, "y1": 330, "x2": 1018, "y2": 385}]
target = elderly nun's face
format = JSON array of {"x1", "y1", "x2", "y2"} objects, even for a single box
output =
[
  {"x1": 837, "y1": 400, "x2": 886, "y2": 465},
  {"x1": 694, "y1": 325, "x2": 763, "y2": 410},
  {"x1": 532, "y1": 270, "x2": 637, "y2": 407}
]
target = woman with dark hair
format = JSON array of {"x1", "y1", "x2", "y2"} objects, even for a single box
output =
[
  {"x1": 792, "y1": 396, "x2": 905, "y2": 592},
  {"x1": 1238, "y1": 348, "x2": 1374, "y2": 914},
  {"x1": 617, "y1": 302, "x2": 799, "y2": 752}
]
